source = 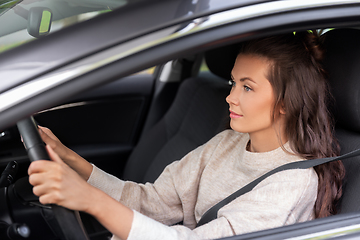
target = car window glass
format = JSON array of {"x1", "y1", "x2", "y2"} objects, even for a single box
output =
[
  {"x1": 0, "y1": 0, "x2": 128, "y2": 54},
  {"x1": 0, "y1": 0, "x2": 270, "y2": 55},
  {"x1": 134, "y1": 67, "x2": 156, "y2": 75},
  {"x1": 200, "y1": 59, "x2": 209, "y2": 72}
]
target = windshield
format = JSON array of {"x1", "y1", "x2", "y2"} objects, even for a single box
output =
[
  {"x1": 0, "y1": 0, "x2": 127, "y2": 53},
  {"x1": 0, "y1": 0, "x2": 267, "y2": 54}
]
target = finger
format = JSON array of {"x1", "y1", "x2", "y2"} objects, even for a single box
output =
[
  {"x1": 38, "y1": 192, "x2": 64, "y2": 206},
  {"x1": 32, "y1": 178, "x2": 62, "y2": 197},
  {"x1": 28, "y1": 160, "x2": 52, "y2": 175},
  {"x1": 29, "y1": 172, "x2": 44, "y2": 186},
  {"x1": 46, "y1": 145, "x2": 64, "y2": 164},
  {"x1": 38, "y1": 194, "x2": 53, "y2": 205},
  {"x1": 28, "y1": 169, "x2": 56, "y2": 187},
  {"x1": 38, "y1": 127, "x2": 56, "y2": 147},
  {"x1": 32, "y1": 182, "x2": 53, "y2": 197},
  {"x1": 39, "y1": 126, "x2": 60, "y2": 141}
]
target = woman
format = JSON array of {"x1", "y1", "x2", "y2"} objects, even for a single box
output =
[{"x1": 28, "y1": 31, "x2": 345, "y2": 240}]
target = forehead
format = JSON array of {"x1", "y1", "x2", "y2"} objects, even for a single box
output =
[{"x1": 231, "y1": 54, "x2": 271, "y2": 79}]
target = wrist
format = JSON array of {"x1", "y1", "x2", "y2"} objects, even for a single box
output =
[
  {"x1": 65, "y1": 148, "x2": 82, "y2": 164},
  {"x1": 85, "y1": 187, "x2": 110, "y2": 217},
  {"x1": 85, "y1": 188, "x2": 134, "y2": 240},
  {"x1": 66, "y1": 149, "x2": 93, "y2": 181}
]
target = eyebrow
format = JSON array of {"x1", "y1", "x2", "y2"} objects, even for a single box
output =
[{"x1": 231, "y1": 74, "x2": 257, "y2": 84}]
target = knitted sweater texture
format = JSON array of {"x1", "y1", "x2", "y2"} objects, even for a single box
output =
[{"x1": 88, "y1": 130, "x2": 318, "y2": 240}]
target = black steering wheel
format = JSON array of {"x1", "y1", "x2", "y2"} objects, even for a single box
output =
[{"x1": 17, "y1": 117, "x2": 89, "y2": 240}]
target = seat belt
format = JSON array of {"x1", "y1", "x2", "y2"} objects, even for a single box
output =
[{"x1": 196, "y1": 148, "x2": 360, "y2": 227}]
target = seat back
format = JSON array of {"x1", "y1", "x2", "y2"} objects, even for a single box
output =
[
  {"x1": 123, "y1": 57, "x2": 232, "y2": 183},
  {"x1": 323, "y1": 28, "x2": 360, "y2": 213}
]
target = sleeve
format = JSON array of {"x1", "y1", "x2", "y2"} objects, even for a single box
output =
[
  {"x1": 117, "y1": 143, "x2": 212, "y2": 226},
  {"x1": 87, "y1": 131, "x2": 230, "y2": 227},
  {"x1": 111, "y1": 168, "x2": 318, "y2": 240},
  {"x1": 87, "y1": 144, "x2": 217, "y2": 226},
  {"x1": 87, "y1": 160, "x2": 188, "y2": 225},
  {"x1": 87, "y1": 165, "x2": 125, "y2": 201}
]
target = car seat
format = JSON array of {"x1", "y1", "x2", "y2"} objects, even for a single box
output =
[
  {"x1": 322, "y1": 28, "x2": 360, "y2": 214},
  {"x1": 122, "y1": 47, "x2": 237, "y2": 183}
]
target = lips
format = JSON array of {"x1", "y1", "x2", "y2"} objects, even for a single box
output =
[{"x1": 229, "y1": 110, "x2": 243, "y2": 118}]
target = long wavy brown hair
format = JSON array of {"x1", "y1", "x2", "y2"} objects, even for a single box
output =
[{"x1": 239, "y1": 32, "x2": 345, "y2": 218}]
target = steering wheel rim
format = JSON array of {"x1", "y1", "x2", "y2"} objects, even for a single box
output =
[{"x1": 17, "y1": 117, "x2": 89, "y2": 240}]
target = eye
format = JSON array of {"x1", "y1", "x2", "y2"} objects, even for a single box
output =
[
  {"x1": 244, "y1": 85, "x2": 252, "y2": 92},
  {"x1": 228, "y1": 80, "x2": 236, "y2": 87}
]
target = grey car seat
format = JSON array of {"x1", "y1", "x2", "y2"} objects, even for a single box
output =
[
  {"x1": 122, "y1": 47, "x2": 237, "y2": 183},
  {"x1": 322, "y1": 28, "x2": 360, "y2": 214}
]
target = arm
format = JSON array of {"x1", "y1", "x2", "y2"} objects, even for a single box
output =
[
  {"x1": 36, "y1": 127, "x2": 222, "y2": 227},
  {"x1": 27, "y1": 133, "x2": 222, "y2": 240},
  {"x1": 88, "y1": 143, "x2": 210, "y2": 226},
  {"x1": 27, "y1": 145, "x2": 198, "y2": 240}
]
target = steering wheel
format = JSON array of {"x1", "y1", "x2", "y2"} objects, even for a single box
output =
[{"x1": 17, "y1": 117, "x2": 89, "y2": 240}]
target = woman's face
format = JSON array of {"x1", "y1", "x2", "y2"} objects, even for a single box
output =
[{"x1": 226, "y1": 54, "x2": 278, "y2": 136}]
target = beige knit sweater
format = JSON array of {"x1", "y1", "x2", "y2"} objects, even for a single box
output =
[{"x1": 88, "y1": 130, "x2": 318, "y2": 240}]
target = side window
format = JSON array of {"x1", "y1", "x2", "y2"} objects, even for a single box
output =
[
  {"x1": 200, "y1": 59, "x2": 210, "y2": 73},
  {"x1": 133, "y1": 67, "x2": 156, "y2": 75}
]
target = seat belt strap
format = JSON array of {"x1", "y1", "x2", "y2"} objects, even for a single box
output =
[{"x1": 196, "y1": 147, "x2": 360, "y2": 227}]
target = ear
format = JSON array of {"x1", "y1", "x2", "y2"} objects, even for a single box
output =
[{"x1": 279, "y1": 103, "x2": 286, "y2": 115}]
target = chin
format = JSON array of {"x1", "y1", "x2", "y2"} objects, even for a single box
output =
[{"x1": 229, "y1": 123, "x2": 248, "y2": 134}]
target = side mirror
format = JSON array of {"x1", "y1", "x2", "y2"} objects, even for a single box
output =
[{"x1": 27, "y1": 7, "x2": 52, "y2": 38}]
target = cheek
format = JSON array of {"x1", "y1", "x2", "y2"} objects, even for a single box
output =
[
  {"x1": 242, "y1": 94, "x2": 274, "y2": 119},
  {"x1": 259, "y1": 98, "x2": 274, "y2": 114}
]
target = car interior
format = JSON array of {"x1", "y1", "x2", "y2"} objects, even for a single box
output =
[{"x1": 2, "y1": 26, "x2": 360, "y2": 239}]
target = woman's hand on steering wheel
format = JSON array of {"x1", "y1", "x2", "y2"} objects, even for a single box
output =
[{"x1": 28, "y1": 145, "x2": 96, "y2": 213}]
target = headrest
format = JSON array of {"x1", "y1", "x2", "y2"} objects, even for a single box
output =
[
  {"x1": 323, "y1": 29, "x2": 360, "y2": 132},
  {"x1": 204, "y1": 43, "x2": 240, "y2": 80}
]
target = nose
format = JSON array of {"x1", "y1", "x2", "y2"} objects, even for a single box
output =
[{"x1": 226, "y1": 88, "x2": 239, "y2": 106}]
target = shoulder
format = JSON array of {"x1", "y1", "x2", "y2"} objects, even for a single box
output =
[
  {"x1": 257, "y1": 167, "x2": 318, "y2": 199},
  {"x1": 272, "y1": 167, "x2": 318, "y2": 186},
  {"x1": 263, "y1": 167, "x2": 318, "y2": 221},
  {"x1": 218, "y1": 167, "x2": 318, "y2": 231},
  {"x1": 237, "y1": 167, "x2": 318, "y2": 213}
]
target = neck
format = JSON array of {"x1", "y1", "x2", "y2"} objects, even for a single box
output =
[{"x1": 248, "y1": 118, "x2": 287, "y2": 153}]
